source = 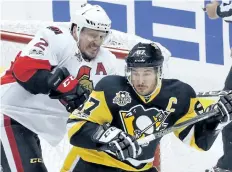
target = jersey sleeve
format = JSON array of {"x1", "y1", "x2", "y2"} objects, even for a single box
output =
[
  {"x1": 104, "y1": 29, "x2": 171, "y2": 63},
  {"x1": 20, "y1": 27, "x2": 62, "y2": 65},
  {"x1": 173, "y1": 85, "x2": 220, "y2": 151},
  {"x1": 12, "y1": 26, "x2": 70, "y2": 83}
]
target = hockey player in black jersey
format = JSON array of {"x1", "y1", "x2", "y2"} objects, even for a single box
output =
[
  {"x1": 62, "y1": 42, "x2": 232, "y2": 172},
  {"x1": 206, "y1": 68, "x2": 232, "y2": 172},
  {"x1": 205, "y1": 1, "x2": 232, "y2": 171}
]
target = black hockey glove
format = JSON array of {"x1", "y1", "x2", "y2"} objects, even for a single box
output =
[
  {"x1": 92, "y1": 123, "x2": 142, "y2": 161},
  {"x1": 48, "y1": 67, "x2": 90, "y2": 112},
  {"x1": 216, "y1": 92, "x2": 232, "y2": 123}
]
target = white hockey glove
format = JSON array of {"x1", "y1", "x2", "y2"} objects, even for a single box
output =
[
  {"x1": 217, "y1": 92, "x2": 232, "y2": 124},
  {"x1": 92, "y1": 123, "x2": 142, "y2": 161}
]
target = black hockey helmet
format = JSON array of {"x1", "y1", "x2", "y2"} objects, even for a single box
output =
[
  {"x1": 125, "y1": 42, "x2": 164, "y2": 67},
  {"x1": 125, "y1": 42, "x2": 164, "y2": 97}
]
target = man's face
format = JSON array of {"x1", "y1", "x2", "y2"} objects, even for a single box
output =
[
  {"x1": 78, "y1": 28, "x2": 107, "y2": 60},
  {"x1": 131, "y1": 67, "x2": 157, "y2": 96}
]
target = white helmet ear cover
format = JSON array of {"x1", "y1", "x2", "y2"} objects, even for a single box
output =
[{"x1": 70, "y1": 3, "x2": 111, "y2": 41}]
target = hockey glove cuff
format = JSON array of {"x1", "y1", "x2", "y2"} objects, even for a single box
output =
[
  {"x1": 217, "y1": 93, "x2": 232, "y2": 124},
  {"x1": 48, "y1": 67, "x2": 90, "y2": 112}
]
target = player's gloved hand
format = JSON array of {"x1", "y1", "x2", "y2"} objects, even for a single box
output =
[
  {"x1": 92, "y1": 123, "x2": 142, "y2": 161},
  {"x1": 216, "y1": 92, "x2": 232, "y2": 124},
  {"x1": 47, "y1": 67, "x2": 90, "y2": 112}
]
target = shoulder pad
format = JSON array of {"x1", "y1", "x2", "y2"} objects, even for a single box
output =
[{"x1": 95, "y1": 75, "x2": 126, "y2": 92}]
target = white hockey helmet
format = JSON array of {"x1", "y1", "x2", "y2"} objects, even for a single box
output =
[{"x1": 70, "y1": 3, "x2": 111, "y2": 42}]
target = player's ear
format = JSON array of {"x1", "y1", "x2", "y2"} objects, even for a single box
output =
[
  {"x1": 71, "y1": 25, "x2": 78, "y2": 40},
  {"x1": 230, "y1": 48, "x2": 232, "y2": 58},
  {"x1": 72, "y1": 26, "x2": 77, "y2": 34},
  {"x1": 70, "y1": 23, "x2": 76, "y2": 34}
]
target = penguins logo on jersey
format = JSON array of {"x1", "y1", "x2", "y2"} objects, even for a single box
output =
[
  {"x1": 119, "y1": 105, "x2": 170, "y2": 144},
  {"x1": 113, "y1": 91, "x2": 132, "y2": 106},
  {"x1": 76, "y1": 66, "x2": 94, "y2": 92}
]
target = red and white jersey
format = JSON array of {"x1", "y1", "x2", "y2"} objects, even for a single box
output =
[{"x1": 0, "y1": 26, "x2": 118, "y2": 146}]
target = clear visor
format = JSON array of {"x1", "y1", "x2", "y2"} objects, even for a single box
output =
[{"x1": 81, "y1": 28, "x2": 109, "y2": 45}]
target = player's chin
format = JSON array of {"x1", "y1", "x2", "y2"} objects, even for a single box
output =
[
  {"x1": 86, "y1": 50, "x2": 98, "y2": 59},
  {"x1": 136, "y1": 89, "x2": 147, "y2": 96},
  {"x1": 85, "y1": 53, "x2": 97, "y2": 60}
]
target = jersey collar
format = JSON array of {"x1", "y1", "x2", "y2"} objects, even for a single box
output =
[{"x1": 137, "y1": 83, "x2": 162, "y2": 103}]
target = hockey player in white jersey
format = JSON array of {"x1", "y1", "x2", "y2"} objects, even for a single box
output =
[{"x1": 0, "y1": 3, "x2": 171, "y2": 172}]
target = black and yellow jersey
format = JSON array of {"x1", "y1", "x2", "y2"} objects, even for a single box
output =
[{"x1": 63, "y1": 75, "x2": 220, "y2": 172}]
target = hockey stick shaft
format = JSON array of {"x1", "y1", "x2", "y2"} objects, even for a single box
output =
[
  {"x1": 134, "y1": 90, "x2": 229, "y2": 140},
  {"x1": 137, "y1": 109, "x2": 220, "y2": 146},
  {"x1": 197, "y1": 90, "x2": 231, "y2": 97}
]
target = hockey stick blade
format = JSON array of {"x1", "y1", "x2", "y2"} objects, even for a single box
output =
[{"x1": 137, "y1": 109, "x2": 219, "y2": 146}]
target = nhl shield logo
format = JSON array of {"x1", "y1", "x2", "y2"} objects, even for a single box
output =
[{"x1": 113, "y1": 91, "x2": 131, "y2": 106}]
